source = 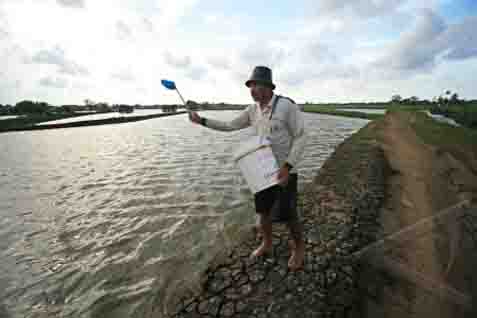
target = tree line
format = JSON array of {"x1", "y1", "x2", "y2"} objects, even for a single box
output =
[
  {"x1": 390, "y1": 90, "x2": 476, "y2": 108},
  {"x1": 0, "y1": 100, "x2": 112, "y2": 115}
]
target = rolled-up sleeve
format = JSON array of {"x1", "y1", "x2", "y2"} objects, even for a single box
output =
[
  {"x1": 286, "y1": 105, "x2": 306, "y2": 167},
  {"x1": 203, "y1": 107, "x2": 251, "y2": 132}
]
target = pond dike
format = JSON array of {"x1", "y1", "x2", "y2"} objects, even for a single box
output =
[
  {"x1": 169, "y1": 119, "x2": 390, "y2": 317},
  {"x1": 168, "y1": 111, "x2": 477, "y2": 318},
  {"x1": 1, "y1": 111, "x2": 187, "y2": 133}
]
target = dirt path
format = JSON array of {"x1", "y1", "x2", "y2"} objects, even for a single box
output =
[{"x1": 374, "y1": 113, "x2": 472, "y2": 317}]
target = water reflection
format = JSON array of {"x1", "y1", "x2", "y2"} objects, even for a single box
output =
[{"x1": 0, "y1": 111, "x2": 369, "y2": 317}]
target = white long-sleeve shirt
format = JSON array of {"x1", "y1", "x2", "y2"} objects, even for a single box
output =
[{"x1": 202, "y1": 94, "x2": 306, "y2": 174}]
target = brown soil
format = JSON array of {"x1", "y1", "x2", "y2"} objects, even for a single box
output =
[{"x1": 366, "y1": 112, "x2": 477, "y2": 317}]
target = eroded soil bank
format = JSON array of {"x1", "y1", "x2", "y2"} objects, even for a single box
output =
[{"x1": 359, "y1": 112, "x2": 477, "y2": 318}]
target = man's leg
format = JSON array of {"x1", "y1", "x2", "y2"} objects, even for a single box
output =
[
  {"x1": 251, "y1": 212, "x2": 273, "y2": 257},
  {"x1": 251, "y1": 185, "x2": 279, "y2": 258},
  {"x1": 279, "y1": 174, "x2": 305, "y2": 270},
  {"x1": 254, "y1": 214, "x2": 263, "y2": 239},
  {"x1": 287, "y1": 218, "x2": 305, "y2": 270}
]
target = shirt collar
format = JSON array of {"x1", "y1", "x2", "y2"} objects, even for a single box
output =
[{"x1": 257, "y1": 94, "x2": 276, "y2": 113}]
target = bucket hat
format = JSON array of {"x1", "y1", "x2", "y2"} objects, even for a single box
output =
[{"x1": 245, "y1": 66, "x2": 276, "y2": 89}]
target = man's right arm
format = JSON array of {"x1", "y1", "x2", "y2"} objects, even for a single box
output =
[{"x1": 189, "y1": 107, "x2": 251, "y2": 132}]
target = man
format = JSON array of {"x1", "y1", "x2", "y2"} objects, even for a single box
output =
[{"x1": 189, "y1": 66, "x2": 306, "y2": 270}]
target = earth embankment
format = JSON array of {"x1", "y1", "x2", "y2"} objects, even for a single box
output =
[{"x1": 359, "y1": 111, "x2": 477, "y2": 317}]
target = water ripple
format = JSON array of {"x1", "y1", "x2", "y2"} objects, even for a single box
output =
[{"x1": 0, "y1": 111, "x2": 369, "y2": 317}]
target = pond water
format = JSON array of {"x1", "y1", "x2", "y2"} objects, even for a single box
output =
[{"x1": 0, "y1": 111, "x2": 369, "y2": 317}]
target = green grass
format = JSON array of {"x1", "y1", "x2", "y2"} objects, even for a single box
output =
[
  {"x1": 303, "y1": 103, "x2": 437, "y2": 120},
  {"x1": 307, "y1": 103, "x2": 390, "y2": 109},
  {"x1": 432, "y1": 105, "x2": 477, "y2": 129},
  {"x1": 396, "y1": 111, "x2": 477, "y2": 171},
  {"x1": 303, "y1": 105, "x2": 384, "y2": 120},
  {"x1": 407, "y1": 111, "x2": 477, "y2": 148},
  {"x1": 387, "y1": 104, "x2": 433, "y2": 112}
]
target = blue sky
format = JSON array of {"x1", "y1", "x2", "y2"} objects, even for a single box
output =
[{"x1": 0, "y1": 0, "x2": 476, "y2": 105}]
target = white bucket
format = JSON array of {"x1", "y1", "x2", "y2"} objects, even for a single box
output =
[{"x1": 233, "y1": 136, "x2": 279, "y2": 193}]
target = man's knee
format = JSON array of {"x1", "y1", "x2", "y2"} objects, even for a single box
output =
[{"x1": 257, "y1": 212, "x2": 272, "y2": 225}]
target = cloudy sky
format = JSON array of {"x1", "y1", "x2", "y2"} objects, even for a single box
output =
[{"x1": 0, "y1": 0, "x2": 476, "y2": 105}]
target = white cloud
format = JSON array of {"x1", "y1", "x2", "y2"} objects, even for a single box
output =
[
  {"x1": 142, "y1": 17, "x2": 154, "y2": 33},
  {"x1": 39, "y1": 76, "x2": 68, "y2": 88},
  {"x1": 0, "y1": 0, "x2": 476, "y2": 104},
  {"x1": 56, "y1": 0, "x2": 85, "y2": 9},
  {"x1": 111, "y1": 69, "x2": 135, "y2": 82},
  {"x1": 441, "y1": 16, "x2": 477, "y2": 60},
  {"x1": 372, "y1": 9, "x2": 477, "y2": 76},
  {"x1": 239, "y1": 41, "x2": 286, "y2": 69},
  {"x1": 163, "y1": 51, "x2": 191, "y2": 69},
  {"x1": 312, "y1": 0, "x2": 406, "y2": 18},
  {"x1": 207, "y1": 56, "x2": 231, "y2": 70},
  {"x1": 116, "y1": 20, "x2": 133, "y2": 41},
  {"x1": 186, "y1": 66, "x2": 207, "y2": 80},
  {"x1": 28, "y1": 46, "x2": 89, "y2": 76},
  {"x1": 0, "y1": 28, "x2": 7, "y2": 39}
]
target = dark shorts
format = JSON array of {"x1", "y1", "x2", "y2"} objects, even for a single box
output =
[{"x1": 254, "y1": 174, "x2": 298, "y2": 223}]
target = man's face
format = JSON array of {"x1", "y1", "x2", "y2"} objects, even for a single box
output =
[{"x1": 249, "y1": 82, "x2": 272, "y2": 103}]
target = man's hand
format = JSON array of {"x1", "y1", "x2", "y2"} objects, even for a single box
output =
[
  {"x1": 189, "y1": 111, "x2": 201, "y2": 124},
  {"x1": 277, "y1": 165, "x2": 290, "y2": 186}
]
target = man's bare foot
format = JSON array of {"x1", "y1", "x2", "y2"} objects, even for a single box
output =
[
  {"x1": 288, "y1": 242, "x2": 305, "y2": 271},
  {"x1": 250, "y1": 241, "x2": 272, "y2": 258}
]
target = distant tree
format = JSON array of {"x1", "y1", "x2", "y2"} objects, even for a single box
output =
[
  {"x1": 95, "y1": 102, "x2": 111, "y2": 112},
  {"x1": 15, "y1": 100, "x2": 50, "y2": 114},
  {"x1": 84, "y1": 99, "x2": 96, "y2": 111},
  {"x1": 0, "y1": 104, "x2": 10, "y2": 115},
  {"x1": 118, "y1": 104, "x2": 134, "y2": 113},
  {"x1": 409, "y1": 96, "x2": 419, "y2": 103},
  {"x1": 391, "y1": 95, "x2": 402, "y2": 104},
  {"x1": 436, "y1": 90, "x2": 453, "y2": 108},
  {"x1": 437, "y1": 96, "x2": 446, "y2": 106},
  {"x1": 84, "y1": 99, "x2": 95, "y2": 106},
  {"x1": 450, "y1": 93, "x2": 459, "y2": 104},
  {"x1": 186, "y1": 100, "x2": 199, "y2": 110},
  {"x1": 60, "y1": 105, "x2": 74, "y2": 113}
]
